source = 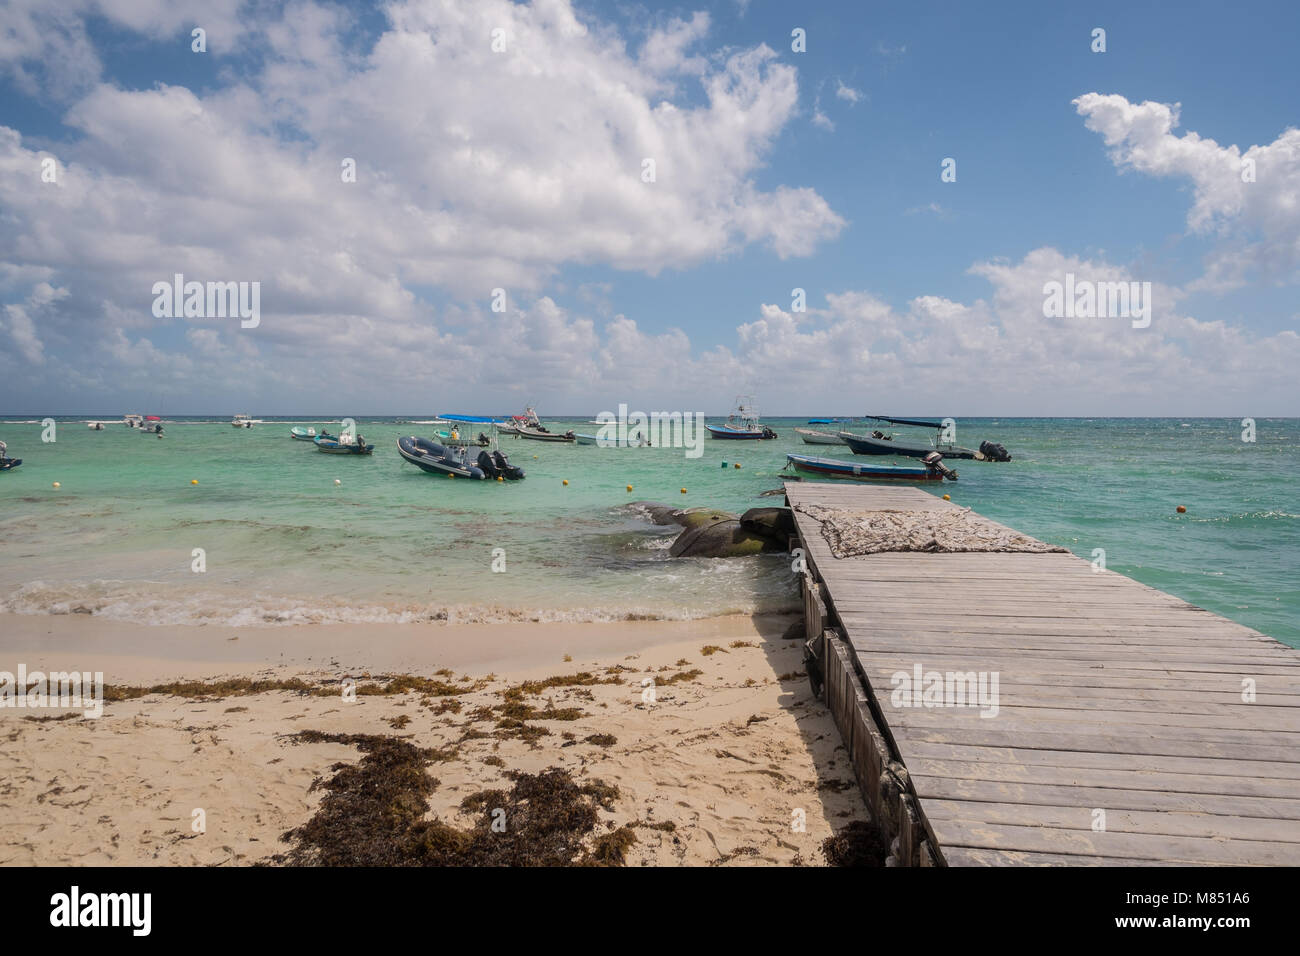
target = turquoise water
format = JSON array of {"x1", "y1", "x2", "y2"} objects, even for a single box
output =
[{"x1": 1, "y1": 416, "x2": 1296, "y2": 646}]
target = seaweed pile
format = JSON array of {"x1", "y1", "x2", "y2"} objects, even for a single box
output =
[{"x1": 276, "y1": 731, "x2": 631, "y2": 866}]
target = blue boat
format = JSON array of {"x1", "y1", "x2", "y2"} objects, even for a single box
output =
[
  {"x1": 0, "y1": 457, "x2": 21, "y2": 472},
  {"x1": 315, "y1": 433, "x2": 374, "y2": 455},
  {"x1": 785, "y1": 453, "x2": 956, "y2": 482}
]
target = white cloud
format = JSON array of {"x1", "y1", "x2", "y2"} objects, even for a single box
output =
[
  {"x1": 1074, "y1": 92, "x2": 1300, "y2": 290},
  {"x1": 834, "y1": 81, "x2": 862, "y2": 104}
]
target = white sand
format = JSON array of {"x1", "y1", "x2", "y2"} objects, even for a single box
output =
[{"x1": 0, "y1": 612, "x2": 868, "y2": 866}]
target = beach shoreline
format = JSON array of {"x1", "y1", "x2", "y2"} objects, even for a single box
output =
[{"x1": 0, "y1": 610, "x2": 875, "y2": 866}]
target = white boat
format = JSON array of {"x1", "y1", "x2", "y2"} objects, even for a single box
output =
[
  {"x1": 576, "y1": 424, "x2": 651, "y2": 447},
  {"x1": 123, "y1": 414, "x2": 143, "y2": 428},
  {"x1": 231, "y1": 414, "x2": 256, "y2": 428},
  {"x1": 794, "y1": 427, "x2": 847, "y2": 445}
]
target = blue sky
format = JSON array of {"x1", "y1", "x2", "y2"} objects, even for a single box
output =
[{"x1": 1, "y1": 0, "x2": 1297, "y2": 415}]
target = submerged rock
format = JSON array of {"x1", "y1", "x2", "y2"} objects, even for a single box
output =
[
  {"x1": 739, "y1": 507, "x2": 797, "y2": 543},
  {"x1": 669, "y1": 516, "x2": 785, "y2": 558}
]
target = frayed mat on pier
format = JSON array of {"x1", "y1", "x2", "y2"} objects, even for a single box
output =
[{"x1": 793, "y1": 504, "x2": 1069, "y2": 559}]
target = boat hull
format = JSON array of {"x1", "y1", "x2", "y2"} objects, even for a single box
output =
[
  {"x1": 0, "y1": 458, "x2": 21, "y2": 472},
  {"x1": 786, "y1": 454, "x2": 948, "y2": 482},
  {"x1": 842, "y1": 433, "x2": 979, "y2": 459},
  {"x1": 315, "y1": 438, "x2": 374, "y2": 455},
  {"x1": 794, "y1": 428, "x2": 846, "y2": 445},
  {"x1": 706, "y1": 424, "x2": 776, "y2": 440},
  {"x1": 290, "y1": 427, "x2": 318, "y2": 441},
  {"x1": 517, "y1": 428, "x2": 574, "y2": 442}
]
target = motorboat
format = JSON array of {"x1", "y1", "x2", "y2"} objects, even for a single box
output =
[
  {"x1": 785, "y1": 452, "x2": 957, "y2": 482},
  {"x1": 706, "y1": 395, "x2": 777, "y2": 439},
  {"x1": 315, "y1": 433, "x2": 374, "y2": 455},
  {"x1": 794, "y1": 428, "x2": 846, "y2": 445},
  {"x1": 290, "y1": 426, "x2": 321, "y2": 441},
  {"x1": 397, "y1": 436, "x2": 525, "y2": 480}
]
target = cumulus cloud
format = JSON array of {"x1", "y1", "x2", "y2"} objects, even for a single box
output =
[
  {"x1": 1074, "y1": 92, "x2": 1300, "y2": 289},
  {"x1": 0, "y1": 0, "x2": 850, "y2": 408},
  {"x1": 834, "y1": 81, "x2": 862, "y2": 104}
]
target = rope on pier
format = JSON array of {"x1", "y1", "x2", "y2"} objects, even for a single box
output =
[{"x1": 793, "y1": 504, "x2": 1069, "y2": 559}]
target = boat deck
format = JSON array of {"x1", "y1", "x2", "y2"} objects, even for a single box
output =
[{"x1": 784, "y1": 481, "x2": 1300, "y2": 866}]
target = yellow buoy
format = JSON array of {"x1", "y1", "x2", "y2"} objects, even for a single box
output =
[
  {"x1": 680, "y1": 488, "x2": 687, "y2": 494},
  {"x1": 562, "y1": 479, "x2": 569, "y2": 486},
  {"x1": 1176, "y1": 505, "x2": 1186, "y2": 513},
  {"x1": 52, "y1": 481, "x2": 61, "y2": 489},
  {"x1": 733, "y1": 462, "x2": 741, "y2": 469},
  {"x1": 626, "y1": 484, "x2": 633, "y2": 492},
  {"x1": 533, "y1": 455, "x2": 538, "y2": 460},
  {"x1": 942, "y1": 494, "x2": 950, "y2": 501},
  {"x1": 191, "y1": 479, "x2": 198, "y2": 485},
  {"x1": 497, "y1": 476, "x2": 504, "y2": 482}
]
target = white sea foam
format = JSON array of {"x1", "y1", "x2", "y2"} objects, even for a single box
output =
[{"x1": 0, "y1": 580, "x2": 790, "y2": 628}]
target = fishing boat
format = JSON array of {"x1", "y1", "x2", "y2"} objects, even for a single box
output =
[
  {"x1": 315, "y1": 433, "x2": 374, "y2": 455},
  {"x1": 517, "y1": 425, "x2": 576, "y2": 442},
  {"x1": 794, "y1": 427, "x2": 846, "y2": 445},
  {"x1": 706, "y1": 395, "x2": 777, "y2": 439},
  {"x1": 123, "y1": 414, "x2": 143, "y2": 428},
  {"x1": 397, "y1": 436, "x2": 525, "y2": 480},
  {"x1": 231, "y1": 414, "x2": 256, "y2": 428},
  {"x1": 140, "y1": 416, "x2": 164, "y2": 436},
  {"x1": 87, "y1": 421, "x2": 104, "y2": 430},
  {"x1": 0, "y1": 457, "x2": 20, "y2": 472},
  {"x1": 840, "y1": 416, "x2": 1010, "y2": 461},
  {"x1": 785, "y1": 452, "x2": 957, "y2": 482},
  {"x1": 290, "y1": 426, "x2": 322, "y2": 441}
]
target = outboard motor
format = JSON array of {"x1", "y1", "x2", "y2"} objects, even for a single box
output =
[
  {"x1": 979, "y1": 440, "x2": 1011, "y2": 462},
  {"x1": 477, "y1": 449, "x2": 499, "y2": 478},
  {"x1": 761, "y1": 426, "x2": 777, "y2": 439},
  {"x1": 922, "y1": 451, "x2": 957, "y2": 481}
]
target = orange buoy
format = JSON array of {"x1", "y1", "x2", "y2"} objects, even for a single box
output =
[
  {"x1": 1176, "y1": 505, "x2": 1186, "y2": 513},
  {"x1": 942, "y1": 494, "x2": 950, "y2": 501},
  {"x1": 562, "y1": 479, "x2": 569, "y2": 486},
  {"x1": 680, "y1": 488, "x2": 687, "y2": 494},
  {"x1": 626, "y1": 484, "x2": 633, "y2": 492},
  {"x1": 733, "y1": 462, "x2": 741, "y2": 469}
]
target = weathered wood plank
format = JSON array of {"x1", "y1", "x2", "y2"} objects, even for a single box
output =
[{"x1": 783, "y1": 481, "x2": 1300, "y2": 866}]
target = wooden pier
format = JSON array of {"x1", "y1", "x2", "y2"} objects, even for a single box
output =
[{"x1": 785, "y1": 482, "x2": 1300, "y2": 866}]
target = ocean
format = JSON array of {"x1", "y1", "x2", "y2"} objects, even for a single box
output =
[{"x1": 1, "y1": 416, "x2": 1296, "y2": 647}]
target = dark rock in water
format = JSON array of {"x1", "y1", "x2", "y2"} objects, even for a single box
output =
[
  {"x1": 671, "y1": 507, "x2": 739, "y2": 530},
  {"x1": 739, "y1": 507, "x2": 797, "y2": 543},
  {"x1": 669, "y1": 516, "x2": 784, "y2": 558}
]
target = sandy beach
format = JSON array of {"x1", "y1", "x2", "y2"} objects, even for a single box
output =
[{"x1": 0, "y1": 611, "x2": 874, "y2": 866}]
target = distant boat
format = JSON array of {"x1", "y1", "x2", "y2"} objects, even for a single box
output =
[
  {"x1": 707, "y1": 395, "x2": 777, "y2": 439},
  {"x1": 140, "y1": 417, "x2": 164, "y2": 436},
  {"x1": 123, "y1": 414, "x2": 143, "y2": 428},
  {"x1": 87, "y1": 421, "x2": 104, "y2": 430},
  {"x1": 785, "y1": 453, "x2": 956, "y2": 482},
  {"x1": 397, "y1": 436, "x2": 525, "y2": 480},
  {"x1": 290, "y1": 426, "x2": 321, "y2": 441},
  {"x1": 315, "y1": 433, "x2": 373, "y2": 455},
  {"x1": 517, "y1": 425, "x2": 575, "y2": 442},
  {"x1": 841, "y1": 416, "x2": 1010, "y2": 461},
  {"x1": 231, "y1": 414, "x2": 256, "y2": 428},
  {"x1": 794, "y1": 427, "x2": 846, "y2": 445}
]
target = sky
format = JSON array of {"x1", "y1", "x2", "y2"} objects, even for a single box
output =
[{"x1": 1, "y1": 0, "x2": 1297, "y2": 416}]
